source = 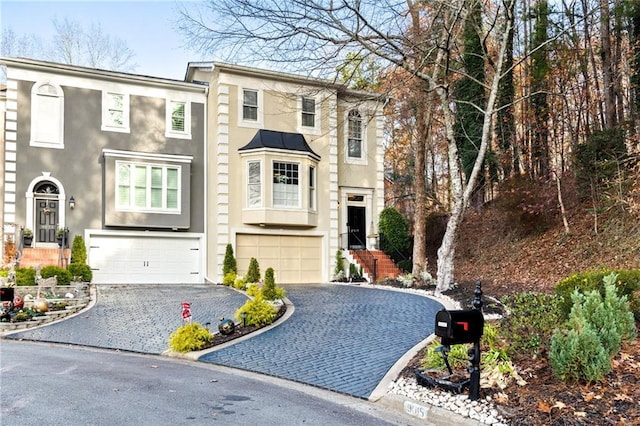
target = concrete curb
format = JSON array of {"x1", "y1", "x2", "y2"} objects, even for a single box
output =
[{"x1": 378, "y1": 393, "x2": 482, "y2": 425}]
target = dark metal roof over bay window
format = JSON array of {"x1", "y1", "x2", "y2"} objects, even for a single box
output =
[{"x1": 239, "y1": 129, "x2": 320, "y2": 160}]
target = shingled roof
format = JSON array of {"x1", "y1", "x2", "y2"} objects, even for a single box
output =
[{"x1": 239, "y1": 129, "x2": 320, "y2": 160}]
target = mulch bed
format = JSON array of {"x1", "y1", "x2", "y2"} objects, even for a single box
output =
[{"x1": 391, "y1": 279, "x2": 640, "y2": 425}]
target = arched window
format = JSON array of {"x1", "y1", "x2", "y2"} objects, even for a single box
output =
[
  {"x1": 31, "y1": 81, "x2": 64, "y2": 148},
  {"x1": 347, "y1": 110, "x2": 363, "y2": 159}
]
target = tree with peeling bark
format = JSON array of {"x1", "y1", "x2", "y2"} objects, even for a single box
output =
[{"x1": 176, "y1": 0, "x2": 527, "y2": 292}]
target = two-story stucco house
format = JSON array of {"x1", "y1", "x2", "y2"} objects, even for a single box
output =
[
  {"x1": 1, "y1": 57, "x2": 207, "y2": 284},
  {"x1": 2, "y1": 57, "x2": 392, "y2": 284},
  {"x1": 185, "y1": 62, "x2": 387, "y2": 284}
]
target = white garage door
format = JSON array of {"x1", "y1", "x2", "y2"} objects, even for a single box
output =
[
  {"x1": 236, "y1": 234, "x2": 322, "y2": 284},
  {"x1": 89, "y1": 234, "x2": 202, "y2": 284}
]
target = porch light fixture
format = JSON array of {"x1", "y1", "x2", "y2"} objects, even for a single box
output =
[{"x1": 69, "y1": 196, "x2": 75, "y2": 210}]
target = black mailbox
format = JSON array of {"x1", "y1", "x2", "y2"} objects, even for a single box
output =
[
  {"x1": 0, "y1": 287, "x2": 14, "y2": 302},
  {"x1": 435, "y1": 309, "x2": 484, "y2": 345}
]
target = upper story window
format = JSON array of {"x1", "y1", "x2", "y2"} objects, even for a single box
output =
[
  {"x1": 348, "y1": 110, "x2": 362, "y2": 158},
  {"x1": 247, "y1": 160, "x2": 262, "y2": 207},
  {"x1": 239, "y1": 88, "x2": 263, "y2": 128},
  {"x1": 30, "y1": 81, "x2": 64, "y2": 148},
  {"x1": 302, "y1": 97, "x2": 315, "y2": 127},
  {"x1": 116, "y1": 162, "x2": 180, "y2": 212},
  {"x1": 243, "y1": 89, "x2": 258, "y2": 121},
  {"x1": 165, "y1": 99, "x2": 191, "y2": 139},
  {"x1": 273, "y1": 161, "x2": 299, "y2": 208},
  {"x1": 102, "y1": 92, "x2": 130, "y2": 133}
]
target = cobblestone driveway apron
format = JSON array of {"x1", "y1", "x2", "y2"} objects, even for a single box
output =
[
  {"x1": 6, "y1": 285, "x2": 248, "y2": 354},
  {"x1": 199, "y1": 284, "x2": 443, "y2": 399}
]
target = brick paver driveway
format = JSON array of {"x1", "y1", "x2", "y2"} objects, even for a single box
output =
[
  {"x1": 199, "y1": 284, "x2": 443, "y2": 399},
  {"x1": 6, "y1": 283, "x2": 443, "y2": 399}
]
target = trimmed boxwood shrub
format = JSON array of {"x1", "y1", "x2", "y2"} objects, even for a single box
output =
[
  {"x1": 41, "y1": 266, "x2": 72, "y2": 286},
  {"x1": 555, "y1": 269, "x2": 640, "y2": 319},
  {"x1": 68, "y1": 263, "x2": 92, "y2": 282},
  {"x1": 15, "y1": 267, "x2": 36, "y2": 286}
]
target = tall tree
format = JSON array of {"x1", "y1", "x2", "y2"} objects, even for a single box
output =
[
  {"x1": 496, "y1": 0, "x2": 517, "y2": 178},
  {"x1": 454, "y1": 0, "x2": 487, "y2": 205},
  {"x1": 530, "y1": 0, "x2": 551, "y2": 179}
]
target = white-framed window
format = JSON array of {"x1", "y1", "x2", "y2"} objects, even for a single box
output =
[
  {"x1": 116, "y1": 162, "x2": 180, "y2": 212},
  {"x1": 239, "y1": 88, "x2": 263, "y2": 128},
  {"x1": 345, "y1": 109, "x2": 367, "y2": 165},
  {"x1": 348, "y1": 110, "x2": 362, "y2": 158},
  {"x1": 309, "y1": 165, "x2": 316, "y2": 211},
  {"x1": 298, "y1": 95, "x2": 321, "y2": 134},
  {"x1": 247, "y1": 160, "x2": 262, "y2": 207},
  {"x1": 101, "y1": 91, "x2": 130, "y2": 133},
  {"x1": 273, "y1": 161, "x2": 300, "y2": 208},
  {"x1": 165, "y1": 99, "x2": 191, "y2": 139},
  {"x1": 302, "y1": 97, "x2": 315, "y2": 127},
  {"x1": 30, "y1": 81, "x2": 64, "y2": 148}
]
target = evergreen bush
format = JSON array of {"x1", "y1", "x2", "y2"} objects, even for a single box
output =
[
  {"x1": 67, "y1": 263, "x2": 93, "y2": 282},
  {"x1": 70, "y1": 235, "x2": 87, "y2": 264},
  {"x1": 261, "y1": 267, "x2": 277, "y2": 300},
  {"x1": 333, "y1": 250, "x2": 345, "y2": 280},
  {"x1": 168, "y1": 322, "x2": 214, "y2": 353},
  {"x1": 555, "y1": 269, "x2": 640, "y2": 319},
  {"x1": 15, "y1": 267, "x2": 36, "y2": 286},
  {"x1": 500, "y1": 292, "x2": 563, "y2": 359},
  {"x1": 222, "y1": 244, "x2": 237, "y2": 276},
  {"x1": 246, "y1": 283, "x2": 260, "y2": 297},
  {"x1": 234, "y1": 295, "x2": 277, "y2": 327},
  {"x1": 245, "y1": 257, "x2": 261, "y2": 283},
  {"x1": 378, "y1": 207, "x2": 410, "y2": 256},
  {"x1": 41, "y1": 265, "x2": 72, "y2": 286}
]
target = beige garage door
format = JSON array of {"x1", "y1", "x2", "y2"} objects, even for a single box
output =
[{"x1": 236, "y1": 234, "x2": 322, "y2": 284}]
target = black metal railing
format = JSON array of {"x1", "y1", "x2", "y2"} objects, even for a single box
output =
[{"x1": 340, "y1": 232, "x2": 377, "y2": 282}]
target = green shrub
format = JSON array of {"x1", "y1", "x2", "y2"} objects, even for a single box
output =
[
  {"x1": 222, "y1": 272, "x2": 236, "y2": 286},
  {"x1": 246, "y1": 283, "x2": 260, "y2": 297},
  {"x1": 421, "y1": 342, "x2": 469, "y2": 371},
  {"x1": 233, "y1": 276, "x2": 246, "y2": 291},
  {"x1": 261, "y1": 267, "x2": 276, "y2": 300},
  {"x1": 15, "y1": 267, "x2": 35, "y2": 286},
  {"x1": 555, "y1": 269, "x2": 640, "y2": 319},
  {"x1": 549, "y1": 301, "x2": 611, "y2": 383},
  {"x1": 333, "y1": 250, "x2": 345, "y2": 280},
  {"x1": 222, "y1": 244, "x2": 237, "y2": 276},
  {"x1": 245, "y1": 257, "x2": 261, "y2": 283},
  {"x1": 168, "y1": 322, "x2": 214, "y2": 353},
  {"x1": 234, "y1": 295, "x2": 277, "y2": 327},
  {"x1": 549, "y1": 276, "x2": 637, "y2": 383},
  {"x1": 70, "y1": 235, "x2": 87, "y2": 264},
  {"x1": 41, "y1": 266, "x2": 72, "y2": 286},
  {"x1": 378, "y1": 207, "x2": 410, "y2": 255},
  {"x1": 499, "y1": 292, "x2": 563, "y2": 359},
  {"x1": 67, "y1": 263, "x2": 92, "y2": 282}
]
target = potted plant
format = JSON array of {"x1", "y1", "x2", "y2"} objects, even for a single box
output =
[
  {"x1": 23, "y1": 228, "x2": 33, "y2": 247},
  {"x1": 56, "y1": 227, "x2": 67, "y2": 247}
]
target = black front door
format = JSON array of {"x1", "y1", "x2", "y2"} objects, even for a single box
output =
[
  {"x1": 36, "y1": 199, "x2": 58, "y2": 243},
  {"x1": 347, "y1": 206, "x2": 366, "y2": 249}
]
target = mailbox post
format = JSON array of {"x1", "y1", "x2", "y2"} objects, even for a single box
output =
[{"x1": 430, "y1": 281, "x2": 484, "y2": 400}]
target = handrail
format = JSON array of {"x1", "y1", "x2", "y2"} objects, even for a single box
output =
[{"x1": 340, "y1": 232, "x2": 378, "y2": 282}]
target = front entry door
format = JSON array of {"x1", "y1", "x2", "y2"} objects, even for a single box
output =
[
  {"x1": 347, "y1": 206, "x2": 366, "y2": 249},
  {"x1": 36, "y1": 199, "x2": 58, "y2": 243}
]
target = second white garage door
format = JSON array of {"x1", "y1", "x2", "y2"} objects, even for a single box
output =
[
  {"x1": 236, "y1": 234, "x2": 322, "y2": 284},
  {"x1": 88, "y1": 233, "x2": 202, "y2": 284}
]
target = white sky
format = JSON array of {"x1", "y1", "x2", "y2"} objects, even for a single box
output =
[{"x1": 1, "y1": 0, "x2": 207, "y2": 80}]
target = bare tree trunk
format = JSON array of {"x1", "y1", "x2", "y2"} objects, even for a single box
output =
[
  {"x1": 436, "y1": 3, "x2": 513, "y2": 293},
  {"x1": 412, "y1": 94, "x2": 429, "y2": 278}
]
